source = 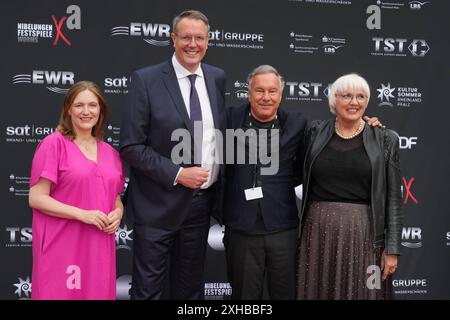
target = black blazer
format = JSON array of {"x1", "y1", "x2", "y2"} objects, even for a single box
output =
[
  {"x1": 301, "y1": 119, "x2": 403, "y2": 254},
  {"x1": 120, "y1": 60, "x2": 226, "y2": 228},
  {"x1": 223, "y1": 104, "x2": 307, "y2": 232}
]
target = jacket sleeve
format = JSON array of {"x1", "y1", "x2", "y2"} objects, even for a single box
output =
[
  {"x1": 293, "y1": 117, "x2": 308, "y2": 185},
  {"x1": 119, "y1": 71, "x2": 180, "y2": 189},
  {"x1": 384, "y1": 130, "x2": 404, "y2": 254}
]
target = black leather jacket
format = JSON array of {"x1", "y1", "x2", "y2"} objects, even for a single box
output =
[{"x1": 300, "y1": 119, "x2": 404, "y2": 254}]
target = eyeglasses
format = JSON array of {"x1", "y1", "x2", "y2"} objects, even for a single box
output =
[
  {"x1": 337, "y1": 93, "x2": 367, "y2": 103},
  {"x1": 175, "y1": 34, "x2": 208, "y2": 44}
]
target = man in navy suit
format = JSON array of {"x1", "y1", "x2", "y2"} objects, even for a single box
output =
[
  {"x1": 223, "y1": 65, "x2": 306, "y2": 300},
  {"x1": 120, "y1": 10, "x2": 226, "y2": 300}
]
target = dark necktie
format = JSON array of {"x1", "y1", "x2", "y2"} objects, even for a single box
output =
[{"x1": 187, "y1": 74, "x2": 203, "y2": 165}]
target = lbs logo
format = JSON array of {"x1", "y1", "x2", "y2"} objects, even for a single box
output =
[{"x1": 233, "y1": 80, "x2": 249, "y2": 100}]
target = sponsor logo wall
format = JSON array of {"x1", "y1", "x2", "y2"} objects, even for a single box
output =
[{"x1": 2, "y1": 0, "x2": 449, "y2": 299}]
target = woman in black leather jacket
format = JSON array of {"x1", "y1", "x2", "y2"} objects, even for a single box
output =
[{"x1": 297, "y1": 73, "x2": 403, "y2": 300}]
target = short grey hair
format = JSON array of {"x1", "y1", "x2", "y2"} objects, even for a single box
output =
[
  {"x1": 247, "y1": 65, "x2": 285, "y2": 91},
  {"x1": 328, "y1": 73, "x2": 371, "y2": 114},
  {"x1": 172, "y1": 10, "x2": 210, "y2": 34}
]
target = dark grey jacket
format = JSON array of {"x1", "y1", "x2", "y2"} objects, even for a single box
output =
[{"x1": 300, "y1": 119, "x2": 403, "y2": 254}]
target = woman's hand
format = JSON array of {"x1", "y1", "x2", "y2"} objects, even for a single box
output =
[
  {"x1": 77, "y1": 209, "x2": 109, "y2": 231},
  {"x1": 104, "y1": 207, "x2": 123, "y2": 234},
  {"x1": 381, "y1": 250, "x2": 398, "y2": 281}
]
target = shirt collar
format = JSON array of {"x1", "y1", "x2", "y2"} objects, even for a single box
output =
[{"x1": 172, "y1": 54, "x2": 204, "y2": 80}]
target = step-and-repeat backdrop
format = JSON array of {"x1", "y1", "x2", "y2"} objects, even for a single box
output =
[{"x1": 1, "y1": 0, "x2": 449, "y2": 300}]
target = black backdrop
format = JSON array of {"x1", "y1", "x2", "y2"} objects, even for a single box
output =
[{"x1": 1, "y1": 0, "x2": 449, "y2": 300}]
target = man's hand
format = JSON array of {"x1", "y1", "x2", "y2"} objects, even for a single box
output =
[
  {"x1": 363, "y1": 115, "x2": 385, "y2": 128},
  {"x1": 176, "y1": 167, "x2": 209, "y2": 189}
]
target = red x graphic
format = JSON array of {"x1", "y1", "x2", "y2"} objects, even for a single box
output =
[
  {"x1": 52, "y1": 15, "x2": 71, "y2": 46},
  {"x1": 402, "y1": 177, "x2": 418, "y2": 204}
]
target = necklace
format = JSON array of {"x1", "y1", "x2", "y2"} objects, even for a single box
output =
[{"x1": 335, "y1": 118, "x2": 364, "y2": 140}]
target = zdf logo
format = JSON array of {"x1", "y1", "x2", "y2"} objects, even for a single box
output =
[
  {"x1": 399, "y1": 136, "x2": 418, "y2": 149},
  {"x1": 391, "y1": 130, "x2": 418, "y2": 150}
]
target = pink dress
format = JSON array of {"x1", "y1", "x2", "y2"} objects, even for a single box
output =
[{"x1": 30, "y1": 131, "x2": 125, "y2": 300}]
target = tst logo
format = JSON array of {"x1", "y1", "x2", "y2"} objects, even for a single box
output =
[
  {"x1": 6, "y1": 227, "x2": 32, "y2": 247},
  {"x1": 402, "y1": 227, "x2": 422, "y2": 248},
  {"x1": 371, "y1": 38, "x2": 430, "y2": 57},
  {"x1": 111, "y1": 22, "x2": 171, "y2": 46},
  {"x1": 373, "y1": 38, "x2": 407, "y2": 54},
  {"x1": 12, "y1": 70, "x2": 75, "y2": 94},
  {"x1": 285, "y1": 82, "x2": 324, "y2": 101}
]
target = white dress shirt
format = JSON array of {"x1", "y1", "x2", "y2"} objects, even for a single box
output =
[{"x1": 172, "y1": 54, "x2": 219, "y2": 188}]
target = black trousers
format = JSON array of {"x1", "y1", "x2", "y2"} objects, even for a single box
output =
[
  {"x1": 131, "y1": 192, "x2": 212, "y2": 300},
  {"x1": 224, "y1": 227, "x2": 298, "y2": 300}
]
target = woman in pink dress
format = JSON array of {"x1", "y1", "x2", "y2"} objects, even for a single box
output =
[{"x1": 28, "y1": 81, "x2": 125, "y2": 300}]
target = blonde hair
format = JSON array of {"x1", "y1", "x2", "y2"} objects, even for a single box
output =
[{"x1": 328, "y1": 73, "x2": 370, "y2": 114}]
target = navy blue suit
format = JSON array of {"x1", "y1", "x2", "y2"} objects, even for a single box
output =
[
  {"x1": 224, "y1": 104, "x2": 306, "y2": 231},
  {"x1": 120, "y1": 60, "x2": 226, "y2": 299}
]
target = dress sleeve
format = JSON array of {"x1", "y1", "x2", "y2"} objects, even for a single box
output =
[
  {"x1": 118, "y1": 159, "x2": 126, "y2": 196},
  {"x1": 30, "y1": 134, "x2": 61, "y2": 187}
]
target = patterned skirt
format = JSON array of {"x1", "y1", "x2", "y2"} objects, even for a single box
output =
[{"x1": 297, "y1": 201, "x2": 392, "y2": 300}]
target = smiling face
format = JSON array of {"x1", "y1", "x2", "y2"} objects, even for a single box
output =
[
  {"x1": 333, "y1": 89, "x2": 368, "y2": 122},
  {"x1": 248, "y1": 73, "x2": 282, "y2": 122},
  {"x1": 68, "y1": 89, "x2": 100, "y2": 135},
  {"x1": 171, "y1": 17, "x2": 209, "y2": 73}
]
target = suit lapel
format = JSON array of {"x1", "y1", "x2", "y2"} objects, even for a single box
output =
[
  {"x1": 278, "y1": 109, "x2": 289, "y2": 147},
  {"x1": 202, "y1": 65, "x2": 220, "y2": 129},
  {"x1": 232, "y1": 104, "x2": 249, "y2": 129},
  {"x1": 161, "y1": 60, "x2": 193, "y2": 133}
]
